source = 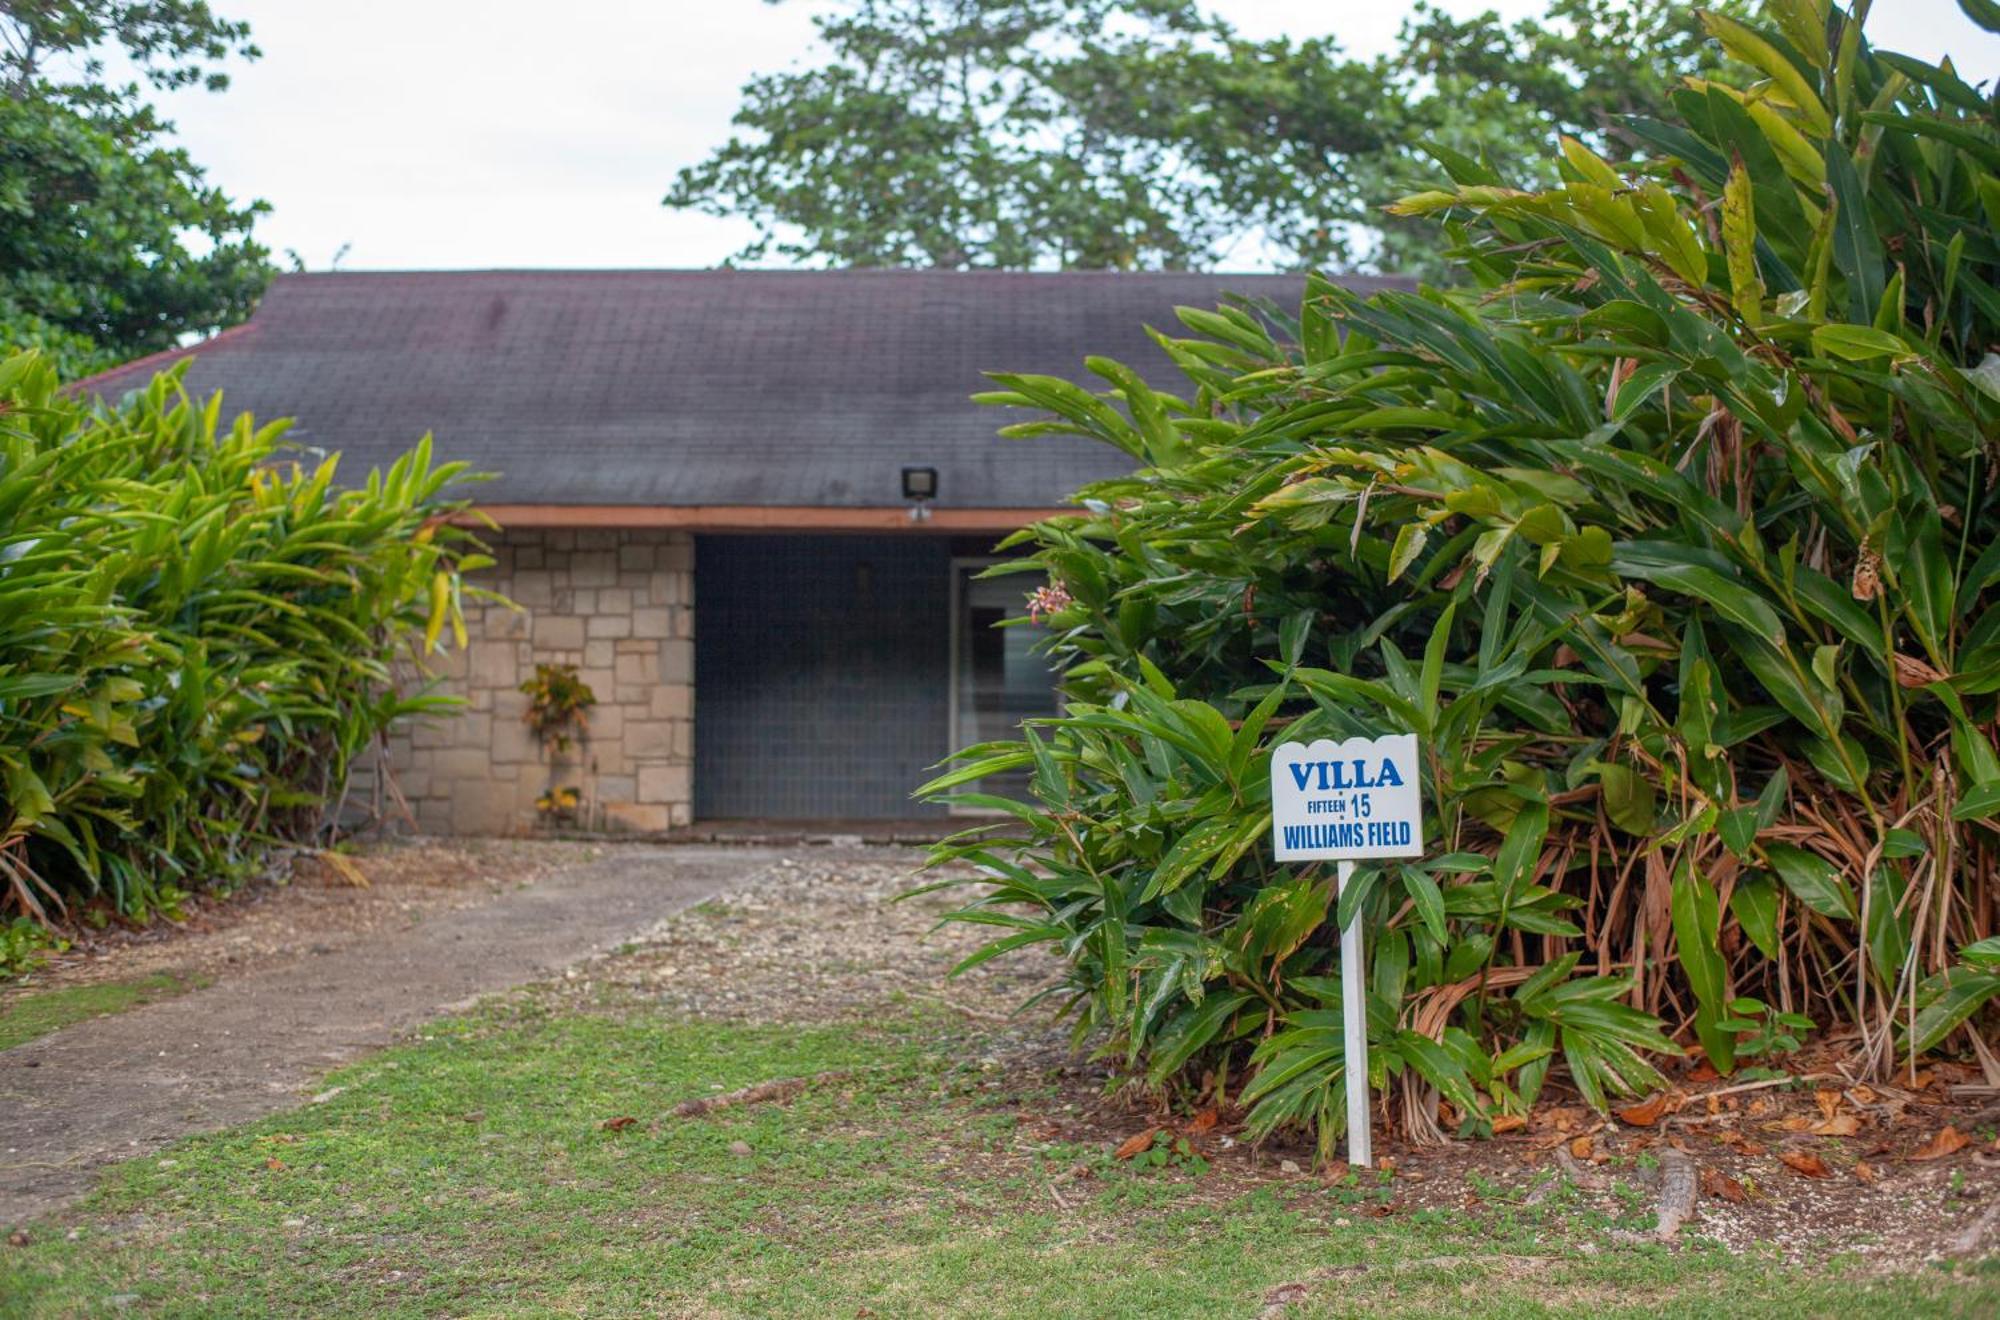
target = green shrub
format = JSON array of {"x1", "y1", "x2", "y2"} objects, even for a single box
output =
[
  {"x1": 0, "y1": 351, "x2": 488, "y2": 926},
  {"x1": 923, "y1": 2, "x2": 2000, "y2": 1154}
]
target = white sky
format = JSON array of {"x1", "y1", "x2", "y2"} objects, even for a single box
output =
[{"x1": 141, "y1": 0, "x2": 2000, "y2": 273}]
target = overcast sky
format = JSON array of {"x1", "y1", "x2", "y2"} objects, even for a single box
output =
[{"x1": 144, "y1": 1, "x2": 2000, "y2": 273}]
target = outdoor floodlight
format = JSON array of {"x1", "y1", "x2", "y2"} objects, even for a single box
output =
[{"x1": 901, "y1": 466, "x2": 939, "y2": 501}]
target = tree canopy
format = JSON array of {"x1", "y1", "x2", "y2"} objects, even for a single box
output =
[
  {"x1": 667, "y1": 0, "x2": 1747, "y2": 275},
  {"x1": 0, "y1": 1, "x2": 271, "y2": 374}
]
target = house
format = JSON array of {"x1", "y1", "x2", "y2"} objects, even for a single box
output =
[{"x1": 81, "y1": 269, "x2": 1401, "y2": 832}]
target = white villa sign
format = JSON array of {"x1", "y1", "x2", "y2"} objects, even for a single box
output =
[
  {"x1": 1271, "y1": 734, "x2": 1424, "y2": 861},
  {"x1": 1269, "y1": 732, "x2": 1426, "y2": 1169}
]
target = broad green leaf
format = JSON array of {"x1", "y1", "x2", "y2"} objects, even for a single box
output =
[
  {"x1": 1698, "y1": 10, "x2": 1831, "y2": 136},
  {"x1": 1764, "y1": 843, "x2": 1856, "y2": 919},
  {"x1": 1908, "y1": 966, "x2": 2000, "y2": 1055},
  {"x1": 1729, "y1": 874, "x2": 1783, "y2": 960},
  {"x1": 1810, "y1": 324, "x2": 1914, "y2": 361},
  {"x1": 1597, "y1": 762, "x2": 1656, "y2": 835}
]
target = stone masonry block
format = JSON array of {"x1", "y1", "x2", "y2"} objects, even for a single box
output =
[
  {"x1": 624, "y1": 719, "x2": 675, "y2": 758},
  {"x1": 533, "y1": 615, "x2": 585, "y2": 650},
  {"x1": 571, "y1": 552, "x2": 618, "y2": 587},
  {"x1": 587, "y1": 743, "x2": 630, "y2": 776},
  {"x1": 637, "y1": 763, "x2": 691, "y2": 805},
  {"x1": 602, "y1": 801, "x2": 671, "y2": 834},
  {"x1": 614, "y1": 651, "x2": 658, "y2": 685},
  {"x1": 492, "y1": 715, "x2": 540, "y2": 765},
  {"x1": 470, "y1": 641, "x2": 518, "y2": 690},
  {"x1": 410, "y1": 717, "x2": 455, "y2": 750},
  {"x1": 433, "y1": 747, "x2": 496, "y2": 779},
  {"x1": 482, "y1": 606, "x2": 529, "y2": 640},
  {"x1": 451, "y1": 788, "x2": 516, "y2": 836},
  {"x1": 509, "y1": 574, "x2": 554, "y2": 610},
  {"x1": 660, "y1": 638, "x2": 694, "y2": 684}
]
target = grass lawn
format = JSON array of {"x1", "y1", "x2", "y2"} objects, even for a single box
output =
[
  {"x1": 0, "y1": 973, "x2": 209, "y2": 1053},
  {"x1": 3, "y1": 991, "x2": 1996, "y2": 1318}
]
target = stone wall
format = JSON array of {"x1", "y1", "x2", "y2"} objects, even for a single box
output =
[{"x1": 365, "y1": 528, "x2": 695, "y2": 835}]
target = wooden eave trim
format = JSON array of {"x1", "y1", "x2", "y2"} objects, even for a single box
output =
[{"x1": 458, "y1": 504, "x2": 1069, "y2": 533}]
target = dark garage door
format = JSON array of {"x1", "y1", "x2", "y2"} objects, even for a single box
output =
[{"x1": 694, "y1": 534, "x2": 951, "y2": 820}]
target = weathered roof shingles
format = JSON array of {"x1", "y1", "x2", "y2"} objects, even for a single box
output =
[{"x1": 81, "y1": 269, "x2": 1402, "y2": 508}]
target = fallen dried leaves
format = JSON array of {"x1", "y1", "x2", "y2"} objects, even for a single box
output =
[
  {"x1": 1779, "y1": 1149, "x2": 1833, "y2": 1179},
  {"x1": 1618, "y1": 1092, "x2": 1676, "y2": 1127},
  {"x1": 1909, "y1": 1126, "x2": 1971, "y2": 1162},
  {"x1": 1701, "y1": 1166, "x2": 1748, "y2": 1202},
  {"x1": 1114, "y1": 1128, "x2": 1162, "y2": 1160}
]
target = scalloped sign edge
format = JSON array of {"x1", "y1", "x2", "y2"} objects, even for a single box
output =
[{"x1": 1270, "y1": 733, "x2": 1425, "y2": 861}]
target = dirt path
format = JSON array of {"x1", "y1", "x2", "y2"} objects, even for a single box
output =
[{"x1": 0, "y1": 843, "x2": 790, "y2": 1224}]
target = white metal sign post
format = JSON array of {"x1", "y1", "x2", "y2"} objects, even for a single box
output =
[{"x1": 1270, "y1": 734, "x2": 1425, "y2": 1168}]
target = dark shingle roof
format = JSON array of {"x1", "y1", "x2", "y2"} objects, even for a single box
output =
[{"x1": 80, "y1": 269, "x2": 1404, "y2": 509}]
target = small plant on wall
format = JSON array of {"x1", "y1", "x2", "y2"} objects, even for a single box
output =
[
  {"x1": 533, "y1": 784, "x2": 582, "y2": 825},
  {"x1": 521, "y1": 663, "x2": 596, "y2": 827}
]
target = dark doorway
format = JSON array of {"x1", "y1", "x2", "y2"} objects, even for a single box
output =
[{"x1": 694, "y1": 535, "x2": 952, "y2": 819}]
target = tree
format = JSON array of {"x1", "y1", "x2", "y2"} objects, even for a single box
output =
[
  {"x1": 668, "y1": 0, "x2": 1745, "y2": 275},
  {"x1": 0, "y1": 2, "x2": 271, "y2": 374}
]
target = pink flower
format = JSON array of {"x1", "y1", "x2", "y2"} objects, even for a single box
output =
[{"x1": 1026, "y1": 580, "x2": 1074, "y2": 623}]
